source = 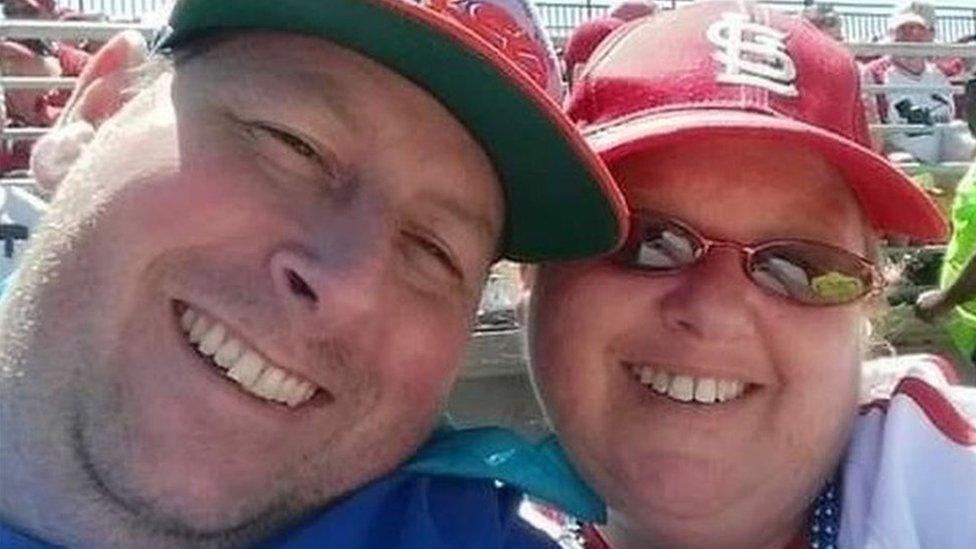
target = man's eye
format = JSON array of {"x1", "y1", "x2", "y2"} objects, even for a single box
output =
[
  {"x1": 403, "y1": 232, "x2": 463, "y2": 282},
  {"x1": 245, "y1": 122, "x2": 339, "y2": 182},
  {"x1": 261, "y1": 124, "x2": 316, "y2": 158}
]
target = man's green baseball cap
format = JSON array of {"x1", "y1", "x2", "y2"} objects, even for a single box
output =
[{"x1": 160, "y1": 0, "x2": 627, "y2": 261}]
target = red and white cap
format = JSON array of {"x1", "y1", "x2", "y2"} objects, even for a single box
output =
[{"x1": 567, "y1": 0, "x2": 948, "y2": 243}]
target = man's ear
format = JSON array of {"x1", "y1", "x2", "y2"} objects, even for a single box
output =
[
  {"x1": 31, "y1": 30, "x2": 148, "y2": 192},
  {"x1": 62, "y1": 30, "x2": 149, "y2": 126}
]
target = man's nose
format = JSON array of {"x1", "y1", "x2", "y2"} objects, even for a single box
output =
[{"x1": 269, "y1": 237, "x2": 386, "y2": 332}]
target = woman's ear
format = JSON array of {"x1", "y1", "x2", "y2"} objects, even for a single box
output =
[
  {"x1": 30, "y1": 31, "x2": 148, "y2": 193},
  {"x1": 516, "y1": 264, "x2": 537, "y2": 327}
]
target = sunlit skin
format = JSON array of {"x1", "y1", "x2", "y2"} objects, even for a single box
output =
[
  {"x1": 530, "y1": 137, "x2": 873, "y2": 549},
  {"x1": 0, "y1": 33, "x2": 503, "y2": 547}
]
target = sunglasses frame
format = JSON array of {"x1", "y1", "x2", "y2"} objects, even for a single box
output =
[{"x1": 616, "y1": 210, "x2": 887, "y2": 307}]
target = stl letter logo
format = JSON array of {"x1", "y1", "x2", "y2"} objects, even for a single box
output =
[
  {"x1": 706, "y1": 11, "x2": 799, "y2": 98},
  {"x1": 428, "y1": 0, "x2": 551, "y2": 90}
]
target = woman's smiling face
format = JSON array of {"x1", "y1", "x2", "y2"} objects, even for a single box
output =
[{"x1": 530, "y1": 136, "x2": 871, "y2": 547}]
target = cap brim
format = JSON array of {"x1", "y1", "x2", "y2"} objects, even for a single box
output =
[
  {"x1": 587, "y1": 109, "x2": 948, "y2": 243},
  {"x1": 162, "y1": 0, "x2": 627, "y2": 261}
]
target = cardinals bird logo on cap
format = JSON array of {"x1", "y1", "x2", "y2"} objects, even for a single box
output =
[{"x1": 706, "y1": 12, "x2": 799, "y2": 97}]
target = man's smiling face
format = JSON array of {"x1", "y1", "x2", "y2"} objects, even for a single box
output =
[{"x1": 0, "y1": 33, "x2": 503, "y2": 538}]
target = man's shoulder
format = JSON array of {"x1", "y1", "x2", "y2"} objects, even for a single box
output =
[
  {"x1": 266, "y1": 470, "x2": 555, "y2": 549},
  {"x1": 0, "y1": 520, "x2": 53, "y2": 549}
]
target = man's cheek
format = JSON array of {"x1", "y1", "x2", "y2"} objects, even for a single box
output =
[{"x1": 384, "y1": 316, "x2": 467, "y2": 400}]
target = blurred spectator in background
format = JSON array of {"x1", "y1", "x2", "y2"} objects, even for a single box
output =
[
  {"x1": 563, "y1": 0, "x2": 657, "y2": 91},
  {"x1": 915, "y1": 81, "x2": 975, "y2": 370},
  {"x1": 801, "y1": 3, "x2": 843, "y2": 42},
  {"x1": 2, "y1": 0, "x2": 57, "y2": 19},
  {"x1": 1, "y1": 0, "x2": 60, "y2": 174},
  {"x1": 862, "y1": 0, "x2": 974, "y2": 165},
  {"x1": 563, "y1": 17, "x2": 623, "y2": 90},
  {"x1": 1, "y1": 0, "x2": 93, "y2": 174},
  {"x1": 968, "y1": 77, "x2": 976, "y2": 135},
  {"x1": 607, "y1": 0, "x2": 657, "y2": 22}
]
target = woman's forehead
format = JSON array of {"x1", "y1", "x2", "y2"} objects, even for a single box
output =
[{"x1": 613, "y1": 137, "x2": 869, "y2": 244}]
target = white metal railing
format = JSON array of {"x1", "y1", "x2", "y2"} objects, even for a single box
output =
[
  {"x1": 861, "y1": 84, "x2": 965, "y2": 95},
  {"x1": 1, "y1": 76, "x2": 77, "y2": 90},
  {"x1": 847, "y1": 42, "x2": 976, "y2": 58},
  {"x1": 2, "y1": 128, "x2": 51, "y2": 140},
  {"x1": 2, "y1": 23, "x2": 974, "y2": 187},
  {"x1": 1, "y1": 124, "x2": 959, "y2": 141},
  {"x1": 0, "y1": 20, "x2": 155, "y2": 41},
  {"x1": 874, "y1": 124, "x2": 967, "y2": 134},
  {"x1": 0, "y1": 178, "x2": 37, "y2": 188},
  {"x1": 1, "y1": 79, "x2": 966, "y2": 95}
]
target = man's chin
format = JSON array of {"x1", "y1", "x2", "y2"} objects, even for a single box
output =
[{"x1": 73, "y1": 421, "x2": 308, "y2": 542}]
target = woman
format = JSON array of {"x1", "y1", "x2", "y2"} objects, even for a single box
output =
[{"x1": 525, "y1": 3, "x2": 976, "y2": 548}]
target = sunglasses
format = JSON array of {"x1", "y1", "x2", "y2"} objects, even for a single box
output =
[{"x1": 614, "y1": 211, "x2": 885, "y2": 306}]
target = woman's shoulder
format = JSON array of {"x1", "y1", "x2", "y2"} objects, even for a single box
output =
[{"x1": 842, "y1": 354, "x2": 976, "y2": 548}]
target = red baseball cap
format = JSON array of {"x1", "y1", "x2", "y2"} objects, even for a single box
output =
[
  {"x1": 160, "y1": 0, "x2": 628, "y2": 261},
  {"x1": 563, "y1": 17, "x2": 625, "y2": 79},
  {"x1": 568, "y1": 0, "x2": 947, "y2": 243}
]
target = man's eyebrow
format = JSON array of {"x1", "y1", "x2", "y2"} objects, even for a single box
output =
[
  {"x1": 218, "y1": 63, "x2": 359, "y2": 134},
  {"x1": 284, "y1": 70, "x2": 359, "y2": 129}
]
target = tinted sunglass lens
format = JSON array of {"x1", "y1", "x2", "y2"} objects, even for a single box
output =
[
  {"x1": 630, "y1": 218, "x2": 701, "y2": 270},
  {"x1": 749, "y1": 243, "x2": 872, "y2": 305}
]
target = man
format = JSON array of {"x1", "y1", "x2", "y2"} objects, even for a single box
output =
[
  {"x1": 800, "y1": 3, "x2": 843, "y2": 42},
  {"x1": 523, "y1": 2, "x2": 976, "y2": 547},
  {"x1": 915, "y1": 81, "x2": 976, "y2": 372},
  {"x1": 916, "y1": 161, "x2": 976, "y2": 371},
  {"x1": 0, "y1": 0, "x2": 627, "y2": 547},
  {"x1": 863, "y1": 0, "x2": 975, "y2": 165}
]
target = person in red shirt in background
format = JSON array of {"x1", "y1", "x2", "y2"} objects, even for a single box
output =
[
  {"x1": 1, "y1": 0, "x2": 93, "y2": 174},
  {"x1": 563, "y1": 0, "x2": 657, "y2": 91}
]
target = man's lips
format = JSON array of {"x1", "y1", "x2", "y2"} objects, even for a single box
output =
[{"x1": 174, "y1": 301, "x2": 324, "y2": 408}]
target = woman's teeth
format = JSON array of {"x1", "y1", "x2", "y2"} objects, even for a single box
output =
[
  {"x1": 629, "y1": 363, "x2": 746, "y2": 404},
  {"x1": 179, "y1": 306, "x2": 317, "y2": 408}
]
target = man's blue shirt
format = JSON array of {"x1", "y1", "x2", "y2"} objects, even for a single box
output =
[{"x1": 0, "y1": 471, "x2": 553, "y2": 548}]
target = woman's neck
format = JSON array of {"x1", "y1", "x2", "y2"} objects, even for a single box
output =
[{"x1": 600, "y1": 508, "x2": 807, "y2": 549}]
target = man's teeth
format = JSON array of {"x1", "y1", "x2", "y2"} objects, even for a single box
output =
[
  {"x1": 629, "y1": 364, "x2": 746, "y2": 404},
  {"x1": 179, "y1": 307, "x2": 317, "y2": 408}
]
